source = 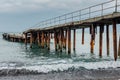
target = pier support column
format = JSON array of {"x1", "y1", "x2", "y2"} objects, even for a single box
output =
[
  {"x1": 64, "y1": 30, "x2": 67, "y2": 50},
  {"x1": 106, "y1": 25, "x2": 110, "y2": 56},
  {"x1": 54, "y1": 31, "x2": 57, "y2": 51},
  {"x1": 61, "y1": 30, "x2": 64, "y2": 49},
  {"x1": 118, "y1": 36, "x2": 120, "y2": 56},
  {"x1": 63, "y1": 31, "x2": 65, "y2": 49},
  {"x1": 25, "y1": 33, "x2": 27, "y2": 45},
  {"x1": 48, "y1": 32, "x2": 50, "y2": 50},
  {"x1": 59, "y1": 30, "x2": 63, "y2": 52},
  {"x1": 30, "y1": 32, "x2": 33, "y2": 48},
  {"x1": 90, "y1": 25, "x2": 95, "y2": 54},
  {"x1": 73, "y1": 29, "x2": 76, "y2": 51},
  {"x1": 68, "y1": 28, "x2": 71, "y2": 54},
  {"x1": 113, "y1": 20, "x2": 117, "y2": 61},
  {"x1": 82, "y1": 28, "x2": 85, "y2": 45},
  {"x1": 58, "y1": 32, "x2": 60, "y2": 51},
  {"x1": 37, "y1": 32, "x2": 40, "y2": 47},
  {"x1": 41, "y1": 32, "x2": 44, "y2": 48},
  {"x1": 99, "y1": 25, "x2": 104, "y2": 57},
  {"x1": 45, "y1": 33, "x2": 47, "y2": 47}
]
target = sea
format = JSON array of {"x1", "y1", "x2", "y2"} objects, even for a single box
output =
[{"x1": 0, "y1": 26, "x2": 120, "y2": 73}]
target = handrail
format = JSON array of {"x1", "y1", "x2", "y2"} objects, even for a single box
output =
[{"x1": 26, "y1": 0, "x2": 119, "y2": 30}]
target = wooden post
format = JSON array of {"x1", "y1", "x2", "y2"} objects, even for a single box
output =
[
  {"x1": 61, "y1": 30, "x2": 64, "y2": 49},
  {"x1": 64, "y1": 30, "x2": 67, "y2": 49},
  {"x1": 90, "y1": 25, "x2": 95, "y2": 53},
  {"x1": 58, "y1": 32, "x2": 60, "y2": 51},
  {"x1": 59, "y1": 30, "x2": 62, "y2": 52},
  {"x1": 63, "y1": 31, "x2": 65, "y2": 49},
  {"x1": 41, "y1": 32, "x2": 44, "y2": 48},
  {"x1": 24, "y1": 33, "x2": 27, "y2": 49},
  {"x1": 54, "y1": 32, "x2": 57, "y2": 51},
  {"x1": 99, "y1": 25, "x2": 104, "y2": 57},
  {"x1": 68, "y1": 28, "x2": 71, "y2": 54},
  {"x1": 113, "y1": 20, "x2": 117, "y2": 61},
  {"x1": 106, "y1": 25, "x2": 110, "y2": 56},
  {"x1": 82, "y1": 28, "x2": 85, "y2": 45},
  {"x1": 37, "y1": 32, "x2": 40, "y2": 47},
  {"x1": 57, "y1": 32, "x2": 59, "y2": 51},
  {"x1": 30, "y1": 32, "x2": 33, "y2": 48},
  {"x1": 118, "y1": 36, "x2": 120, "y2": 56},
  {"x1": 73, "y1": 29, "x2": 76, "y2": 51},
  {"x1": 51, "y1": 33, "x2": 53, "y2": 39},
  {"x1": 45, "y1": 33, "x2": 47, "y2": 47},
  {"x1": 48, "y1": 32, "x2": 50, "y2": 50}
]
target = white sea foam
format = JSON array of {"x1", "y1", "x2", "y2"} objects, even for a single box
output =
[
  {"x1": 21, "y1": 61, "x2": 120, "y2": 73},
  {"x1": 0, "y1": 60, "x2": 119, "y2": 73}
]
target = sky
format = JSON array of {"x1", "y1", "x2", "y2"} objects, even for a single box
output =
[{"x1": 0, "y1": 0, "x2": 113, "y2": 32}]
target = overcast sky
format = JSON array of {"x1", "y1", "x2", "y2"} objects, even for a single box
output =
[{"x1": 0, "y1": 0, "x2": 112, "y2": 32}]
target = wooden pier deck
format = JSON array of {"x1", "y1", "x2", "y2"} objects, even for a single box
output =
[{"x1": 3, "y1": 0, "x2": 120, "y2": 61}]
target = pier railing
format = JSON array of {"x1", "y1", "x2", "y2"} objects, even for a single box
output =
[{"x1": 29, "y1": 0, "x2": 120, "y2": 29}]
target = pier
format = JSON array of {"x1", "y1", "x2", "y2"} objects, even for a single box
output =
[{"x1": 3, "y1": 0, "x2": 120, "y2": 61}]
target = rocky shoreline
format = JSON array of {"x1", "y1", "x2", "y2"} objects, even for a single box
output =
[{"x1": 0, "y1": 67, "x2": 120, "y2": 80}]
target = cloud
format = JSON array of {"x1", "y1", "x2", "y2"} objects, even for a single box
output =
[{"x1": 0, "y1": 0, "x2": 111, "y2": 13}]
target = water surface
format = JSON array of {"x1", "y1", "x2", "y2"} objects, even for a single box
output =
[{"x1": 0, "y1": 27, "x2": 120, "y2": 73}]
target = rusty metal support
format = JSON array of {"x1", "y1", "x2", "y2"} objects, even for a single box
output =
[
  {"x1": 73, "y1": 29, "x2": 76, "y2": 51},
  {"x1": 113, "y1": 20, "x2": 117, "y2": 61},
  {"x1": 61, "y1": 30, "x2": 64, "y2": 49},
  {"x1": 59, "y1": 29, "x2": 63, "y2": 52},
  {"x1": 54, "y1": 31, "x2": 57, "y2": 51},
  {"x1": 25, "y1": 33, "x2": 27, "y2": 45},
  {"x1": 37, "y1": 32, "x2": 40, "y2": 47},
  {"x1": 90, "y1": 25, "x2": 95, "y2": 53},
  {"x1": 30, "y1": 32, "x2": 33, "y2": 48},
  {"x1": 68, "y1": 28, "x2": 71, "y2": 54},
  {"x1": 45, "y1": 33, "x2": 47, "y2": 47},
  {"x1": 64, "y1": 30, "x2": 67, "y2": 49},
  {"x1": 48, "y1": 32, "x2": 50, "y2": 50},
  {"x1": 106, "y1": 25, "x2": 110, "y2": 56},
  {"x1": 99, "y1": 25, "x2": 104, "y2": 57},
  {"x1": 62, "y1": 31, "x2": 65, "y2": 49},
  {"x1": 118, "y1": 36, "x2": 120, "y2": 56},
  {"x1": 41, "y1": 32, "x2": 44, "y2": 48},
  {"x1": 57, "y1": 32, "x2": 60, "y2": 50},
  {"x1": 82, "y1": 28, "x2": 85, "y2": 45}
]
